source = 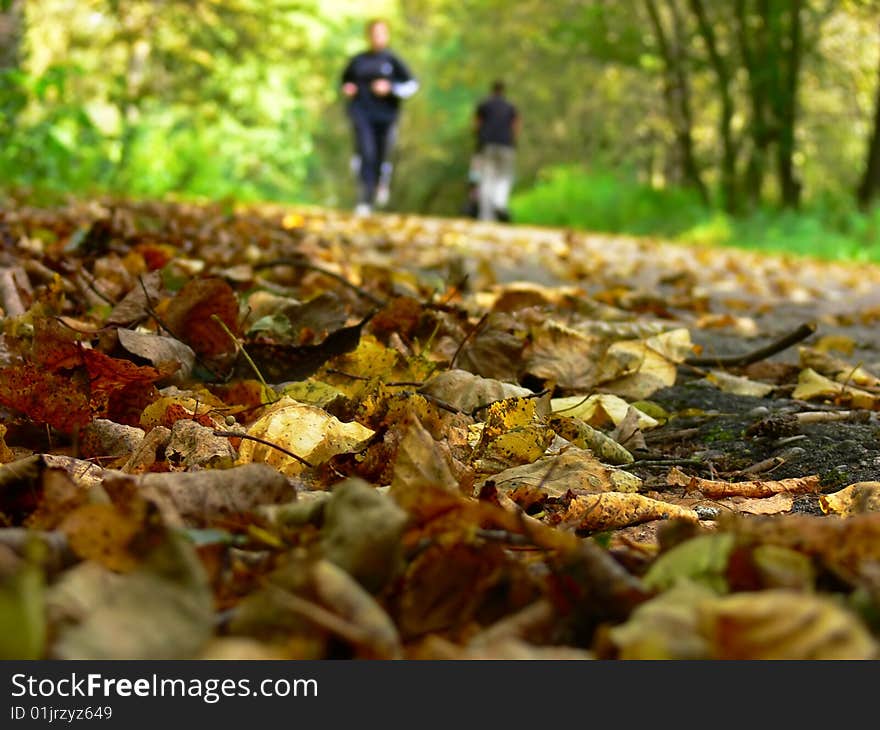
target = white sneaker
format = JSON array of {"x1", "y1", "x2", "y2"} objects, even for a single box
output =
[
  {"x1": 354, "y1": 203, "x2": 372, "y2": 216},
  {"x1": 375, "y1": 182, "x2": 390, "y2": 208}
]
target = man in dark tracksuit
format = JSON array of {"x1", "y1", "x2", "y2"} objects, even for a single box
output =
[{"x1": 341, "y1": 19, "x2": 418, "y2": 215}]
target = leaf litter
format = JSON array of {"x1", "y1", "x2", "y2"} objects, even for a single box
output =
[{"x1": 1, "y1": 198, "x2": 880, "y2": 659}]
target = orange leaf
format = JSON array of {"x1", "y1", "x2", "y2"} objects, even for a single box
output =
[
  {"x1": 667, "y1": 467, "x2": 820, "y2": 499},
  {"x1": 0, "y1": 364, "x2": 91, "y2": 433},
  {"x1": 165, "y1": 277, "x2": 241, "y2": 359}
]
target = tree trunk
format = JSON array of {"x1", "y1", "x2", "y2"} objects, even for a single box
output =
[
  {"x1": 688, "y1": 0, "x2": 739, "y2": 212},
  {"x1": 0, "y1": 0, "x2": 25, "y2": 131},
  {"x1": 644, "y1": 0, "x2": 709, "y2": 203},
  {"x1": 776, "y1": 0, "x2": 803, "y2": 208},
  {"x1": 735, "y1": 0, "x2": 771, "y2": 208},
  {"x1": 857, "y1": 23, "x2": 880, "y2": 209}
]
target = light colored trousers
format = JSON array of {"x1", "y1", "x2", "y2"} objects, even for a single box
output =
[{"x1": 475, "y1": 144, "x2": 515, "y2": 221}]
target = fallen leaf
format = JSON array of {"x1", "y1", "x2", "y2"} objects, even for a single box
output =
[
  {"x1": 559, "y1": 492, "x2": 698, "y2": 532},
  {"x1": 706, "y1": 370, "x2": 775, "y2": 397},
  {"x1": 117, "y1": 328, "x2": 195, "y2": 384},
  {"x1": 799, "y1": 346, "x2": 880, "y2": 388},
  {"x1": 107, "y1": 463, "x2": 293, "y2": 527},
  {"x1": 321, "y1": 478, "x2": 407, "y2": 593},
  {"x1": 700, "y1": 590, "x2": 877, "y2": 660},
  {"x1": 820, "y1": 482, "x2": 880, "y2": 516},
  {"x1": 485, "y1": 448, "x2": 639, "y2": 503},
  {"x1": 642, "y1": 533, "x2": 736, "y2": 593},
  {"x1": 0, "y1": 552, "x2": 45, "y2": 659},
  {"x1": 548, "y1": 416, "x2": 634, "y2": 465},
  {"x1": 667, "y1": 467, "x2": 820, "y2": 499},
  {"x1": 164, "y1": 277, "x2": 241, "y2": 361},
  {"x1": 310, "y1": 559, "x2": 402, "y2": 659},
  {"x1": 550, "y1": 393, "x2": 659, "y2": 430},
  {"x1": 237, "y1": 397, "x2": 374, "y2": 476},
  {"x1": 606, "y1": 581, "x2": 715, "y2": 660},
  {"x1": 596, "y1": 328, "x2": 693, "y2": 400},
  {"x1": 48, "y1": 531, "x2": 214, "y2": 659},
  {"x1": 792, "y1": 368, "x2": 879, "y2": 409},
  {"x1": 419, "y1": 369, "x2": 531, "y2": 413}
]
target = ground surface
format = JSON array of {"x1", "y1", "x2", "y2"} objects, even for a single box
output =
[{"x1": 2, "y1": 199, "x2": 880, "y2": 660}]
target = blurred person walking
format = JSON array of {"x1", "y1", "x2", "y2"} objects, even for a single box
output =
[
  {"x1": 340, "y1": 19, "x2": 419, "y2": 215},
  {"x1": 473, "y1": 80, "x2": 519, "y2": 222}
]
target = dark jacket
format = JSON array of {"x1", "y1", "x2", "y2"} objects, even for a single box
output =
[{"x1": 341, "y1": 49, "x2": 419, "y2": 123}]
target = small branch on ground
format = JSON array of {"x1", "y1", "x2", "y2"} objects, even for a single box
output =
[{"x1": 685, "y1": 321, "x2": 816, "y2": 367}]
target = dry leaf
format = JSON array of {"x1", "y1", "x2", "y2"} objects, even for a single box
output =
[
  {"x1": 419, "y1": 369, "x2": 531, "y2": 413},
  {"x1": 108, "y1": 463, "x2": 293, "y2": 527},
  {"x1": 700, "y1": 590, "x2": 877, "y2": 660},
  {"x1": 820, "y1": 482, "x2": 880, "y2": 516},
  {"x1": 322, "y1": 478, "x2": 407, "y2": 593},
  {"x1": 667, "y1": 467, "x2": 820, "y2": 499},
  {"x1": 792, "y1": 368, "x2": 879, "y2": 409},
  {"x1": 485, "y1": 448, "x2": 640, "y2": 503},
  {"x1": 311, "y1": 559, "x2": 402, "y2": 659},
  {"x1": 48, "y1": 531, "x2": 214, "y2": 659},
  {"x1": 238, "y1": 397, "x2": 374, "y2": 476},
  {"x1": 550, "y1": 394, "x2": 659, "y2": 430},
  {"x1": 596, "y1": 328, "x2": 693, "y2": 400},
  {"x1": 559, "y1": 492, "x2": 698, "y2": 532},
  {"x1": 706, "y1": 370, "x2": 775, "y2": 397}
]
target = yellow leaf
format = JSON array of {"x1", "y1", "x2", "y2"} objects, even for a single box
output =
[
  {"x1": 820, "y1": 482, "x2": 880, "y2": 516},
  {"x1": 595, "y1": 329, "x2": 693, "y2": 400},
  {"x1": 706, "y1": 370, "x2": 774, "y2": 397},
  {"x1": 549, "y1": 415, "x2": 634, "y2": 465},
  {"x1": 700, "y1": 590, "x2": 877, "y2": 660},
  {"x1": 560, "y1": 492, "x2": 698, "y2": 531},
  {"x1": 799, "y1": 347, "x2": 880, "y2": 388},
  {"x1": 550, "y1": 394, "x2": 659, "y2": 430},
  {"x1": 792, "y1": 368, "x2": 879, "y2": 409},
  {"x1": 237, "y1": 397, "x2": 374, "y2": 476}
]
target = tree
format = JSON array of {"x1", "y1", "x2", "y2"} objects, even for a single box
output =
[
  {"x1": 0, "y1": 0, "x2": 25, "y2": 135},
  {"x1": 857, "y1": 8, "x2": 880, "y2": 208},
  {"x1": 643, "y1": 0, "x2": 709, "y2": 202}
]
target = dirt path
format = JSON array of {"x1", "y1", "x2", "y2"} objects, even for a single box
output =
[{"x1": 282, "y1": 208, "x2": 880, "y2": 494}]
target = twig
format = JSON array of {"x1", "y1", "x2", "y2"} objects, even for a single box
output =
[
  {"x1": 795, "y1": 410, "x2": 870, "y2": 425},
  {"x1": 264, "y1": 583, "x2": 381, "y2": 653},
  {"x1": 213, "y1": 431, "x2": 314, "y2": 468},
  {"x1": 684, "y1": 321, "x2": 816, "y2": 367},
  {"x1": 211, "y1": 314, "x2": 270, "y2": 393},
  {"x1": 449, "y1": 311, "x2": 489, "y2": 369},
  {"x1": 621, "y1": 457, "x2": 707, "y2": 470}
]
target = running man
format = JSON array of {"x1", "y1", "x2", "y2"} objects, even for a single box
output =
[
  {"x1": 474, "y1": 80, "x2": 519, "y2": 222},
  {"x1": 340, "y1": 19, "x2": 419, "y2": 215}
]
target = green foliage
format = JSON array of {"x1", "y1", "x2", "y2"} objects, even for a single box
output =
[
  {"x1": 2, "y1": 0, "x2": 880, "y2": 263},
  {"x1": 513, "y1": 165, "x2": 880, "y2": 263},
  {"x1": 511, "y1": 165, "x2": 708, "y2": 237}
]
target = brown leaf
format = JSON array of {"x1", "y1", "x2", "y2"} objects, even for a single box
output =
[
  {"x1": 164, "y1": 277, "x2": 241, "y2": 360},
  {"x1": 59, "y1": 503, "x2": 142, "y2": 573},
  {"x1": 107, "y1": 463, "x2": 294, "y2": 527},
  {"x1": 667, "y1": 467, "x2": 820, "y2": 499}
]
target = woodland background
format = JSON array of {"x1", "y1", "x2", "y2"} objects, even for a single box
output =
[{"x1": 3, "y1": 1, "x2": 880, "y2": 259}]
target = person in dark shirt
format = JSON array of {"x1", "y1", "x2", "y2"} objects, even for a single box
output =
[
  {"x1": 340, "y1": 19, "x2": 418, "y2": 215},
  {"x1": 473, "y1": 80, "x2": 519, "y2": 222}
]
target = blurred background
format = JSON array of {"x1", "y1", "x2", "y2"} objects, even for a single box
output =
[{"x1": 3, "y1": 0, "x2": 880, "y2": 260}]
